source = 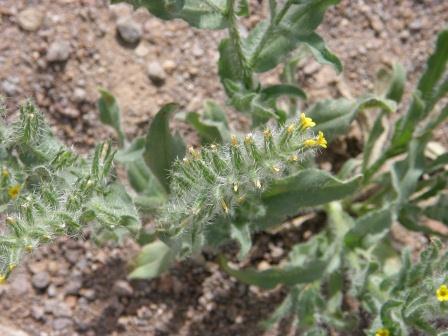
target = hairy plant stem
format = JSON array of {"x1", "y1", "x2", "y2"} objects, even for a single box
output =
[
  {"x1": 226, "y1": 0, "x2": 253, "y2": 89},
  {"x1": 249, "y1": 0, "x2": 293, "y2": 67}
]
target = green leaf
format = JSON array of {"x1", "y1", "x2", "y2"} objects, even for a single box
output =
[
  {"x1": 236, "y1": 0, "x2": 249, "y2": 16},
  {"x1": 252, "y1": 0, "x2": 340, "y2": 72},
  {"x1": 219, "y1": 255, "x2": 329, "y2": 289},
  {"x1": 424, "y1": 194, "x2": 448, "y2": 225},
  {"x1": 218, "y1": 38, "x2": 244, "y2": 84},
  {"x1": 306, "y1": 97, "x2": 396, "y2": 141},
  {"x1": 88, "y1": 183, "x2": 141, "y2": 241},
  {"x1": 260, "y1": 84, "x2": 307, "y2": 100},
  {"x1": 98, "y1": 89, "x2": 125, "y2": 145},
  {"x1": 186, "y1": 101, "x2": 230, "y2": 144},
  {"x1": 362, "y1": 110, "x2": 389, "y2": 173},
  {"x1": 144, "y1": 103, "x2": 186, "y2": 193},
  {"x1": 417, "y1": 28, "x2": 448, "y2": 102},
  {"x1": 380, "y1": 299, "x2": 403, "y2": 328},
  {"x1": 258, "y1": 169, "x2": 362, "y2": 229},
  {"x1": 113, "y1": 0, "x2": 228, "y2": 30},
  {"x1": 299, "y1": 32, "x2": 342, "y2": 73},
  {"x1": 375, "y1": 63, "x2": 406, "y2": 103},
  {"x1": 230, "y1": 222, "x2": 252, "y2": 260},
  {"x1": 391, "y1": 140, "x2": 426, "y2": 205},
  {"x1": 344, "y1": 207, "x2": 392, "y2": 249},
  {"x1": 388, "y1": 29, "x2": 448, "y2": 155},
  {"x1": 428, "y1": 153, "x2": 448, "y2": 172},
  {"x1": 115, "y1": 137, "x2": 146, "y2": 163},
  {"x1": 129, "y1": 240, "x2": 175, "y2": 279},
  {"x1": 399, "y1": 204, "x2": 446, "y2": 236}
]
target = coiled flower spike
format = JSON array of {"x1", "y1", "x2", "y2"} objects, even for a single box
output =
[{"x1": 157, "y1": 114, "x2": 326, "y2": 253}]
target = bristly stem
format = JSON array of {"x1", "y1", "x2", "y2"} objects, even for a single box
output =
[{"x1": 226, "y1": 0, "x2": 253, "y2": 89}]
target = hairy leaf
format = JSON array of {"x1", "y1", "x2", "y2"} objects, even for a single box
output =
[{"x1": 144, "y1": 103, "x2": 186, "y2": 192}]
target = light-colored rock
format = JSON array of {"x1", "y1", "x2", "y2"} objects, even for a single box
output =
[
  {"x1": 0, "y1": 319, "x2": 29, "y2": 336},
  {"x1": 46, "y1": 41, "x2": 71, "y2": 62},
  {"x1": 147, "y1": 61, "x2": 166, "y2": 85},
  {"x1": 17, "y1": 7, "x2": 43, "y2": 32}
]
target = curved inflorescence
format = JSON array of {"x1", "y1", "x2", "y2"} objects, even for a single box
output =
[
  {"x1": 0, "y1": 101, "x2": 140, "y2": 282},
  {"x1": 157, "y1": 113, "x2": 327, "y2": 253}
]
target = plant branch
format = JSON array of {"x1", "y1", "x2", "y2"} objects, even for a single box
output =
[
  {"x1": 249, "y1": 0, "x2": 293, "y2": 67},
  {"x1": 226, "y1": 0, "x2": 253, "y2": 88}
]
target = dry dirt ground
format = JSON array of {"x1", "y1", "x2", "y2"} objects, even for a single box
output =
[{"x1": 0, "y1": 0, "x2": 447, "y2": 335}]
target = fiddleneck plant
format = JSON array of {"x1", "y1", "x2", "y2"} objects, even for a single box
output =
[
  {"x1": 0, "y1": 100, "x2": 140, "y2": 282},
  {"x1": 158, "y1": 113, "x2": 326, "y2": 253}
]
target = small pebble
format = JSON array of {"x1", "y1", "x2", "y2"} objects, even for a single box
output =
[
  {"x1": 46, "y1": 41, "x2": 71, "y2": 62},
  {"x1": 117, "y1": 17, "x2": 142, "y2": 45},
  {"x1": 32, "y1": 272, "x2": 50, "y2": 291},
  {"x1": 17, "y1": 7, "x2": 43, "y2": 32},
  {"x1": 113, "y1": 280, "x2": 133, "y2": 297},
  {"x1": 147, "y1": 61, "x2": 166, "y2": 86}
]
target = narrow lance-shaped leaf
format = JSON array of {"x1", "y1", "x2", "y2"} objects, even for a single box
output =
[
  {"x1": 258, "y1": 169, "x2": 362, "y2": 229},
  {"x1": 306, "y1": 96, "x2": 396, "y2": 142},
  {"x1": 98, "y1": 89, "x2": 125, "y2": 145},
  {"x1": 219, "y1": 255, "x2": 329, "y2": 289},
  {"x1": 230, "y1": 222, "x2": 252, "y2": 260},
  {"x1": 144, "y1": 103, "x2": 186, "y2": 193},
  {"x1": 251, "y1": 0, "x2": 340, "y2": 72},
  {"x1": 186, "y1": 101, "x2": 230, "y2": 144},
  {"x1": 344, "y1": 207, "x2": 393, "y2": 249}
]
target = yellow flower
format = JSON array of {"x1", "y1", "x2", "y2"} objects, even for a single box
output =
[
  {"x1": 7, "y1": 184, "x2": 21, "y2": 199},
  {"x1": 304, "y1": 132, "x2": 327, "y2": 148},
  {"x1": 303, "y1": 139, "x2": 317, "y2": 147},
  {"x1": 316, "y1": 131, "x2": 327, "y2": 148},
  {"x1": 375, "y1": 328, "x2": 390, "y2": 336},
  {"x1": 436, "y1": 284, "x2": 448, "y2": 302},
  {"x1": 1, "y1": 167, "x2": 9, "y2": 178},
  {"x1": 0, "y1": 275, "x2": 6, "y2": 285},
  {"x1": 8, "y1": 263, "x2": 16, "y2": 272},
  {"x1": 300, "y1": 113, "x2": 316, "y2": 129}
]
